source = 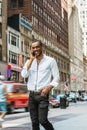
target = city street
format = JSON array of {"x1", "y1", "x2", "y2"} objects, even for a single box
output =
[
  {"x1": 0, "y1": 1, "x2": 87, "y2": 130},
  {"x1": 1, "y1": 101, "x2": 87, "y2": 130}
]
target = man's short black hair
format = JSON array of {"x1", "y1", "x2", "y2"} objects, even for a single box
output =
[{"x1": 32, "y1": 40, "x2": 42, "y2": 46}]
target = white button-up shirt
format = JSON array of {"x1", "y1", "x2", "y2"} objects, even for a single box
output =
[{"x1": 21, "y1": 55, "x2": 60, "y2": 91}]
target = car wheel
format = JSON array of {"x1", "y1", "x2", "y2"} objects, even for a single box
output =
[
  {"x1": 25, "y1": 107, "x2": 29, "y2": 112},
  {"x1": 7, "y1": 103, "x2": 14, "y2": 114}
]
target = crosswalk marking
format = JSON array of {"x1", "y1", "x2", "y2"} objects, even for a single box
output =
[{"x1": 3, "y1": 113, "x2": 31, "y2": 128}]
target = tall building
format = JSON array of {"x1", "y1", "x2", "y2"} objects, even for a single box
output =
[
  {"x1": 31, "y1": 0, "x2": 70, "y2": 92},
  {"x1": 78, "y1": 0, "x2": 87, "y2": 56},
  {"x1": 7, "y1": 14, "x2": 32, "y2": 81},
  {"x1": 68, "y1": 0, "x2": 84, "y2": 91},
  {"x1": 0, "y1": 0, "x2": 7, "y2": 79},
  {"x1": 7, "y1": 0, "x2": 32, "y2": 20},
  {"x1": 0, "y1": 0, "x2": 2, "y2": 61},
  {"x1": 7, "y1": 0, "x2": 70, "y2": 92}
]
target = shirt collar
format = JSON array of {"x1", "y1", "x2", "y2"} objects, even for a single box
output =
[{"x1": 34, "y1": 54, "x2": 47, "y2": 63}]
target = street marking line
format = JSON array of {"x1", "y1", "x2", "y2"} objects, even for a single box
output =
[{"x1": 3, "y1": 117, "x2": 31, "y2": 128}]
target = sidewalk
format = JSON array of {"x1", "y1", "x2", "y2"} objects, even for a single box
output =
[{"x1": 53, "y1": 113, "x2": 87, "y2": 130}]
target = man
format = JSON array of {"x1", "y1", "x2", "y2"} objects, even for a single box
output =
[
  {"x1": 0, "y1": 75, "x2": 8, "y2": 122},
  {"x1": 21, "y1": 40, "x2": 60, "y2": 130}
]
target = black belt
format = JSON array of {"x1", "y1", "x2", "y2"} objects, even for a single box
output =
[{"x1": 29, "y1": 90, "x2": 42, "y2": 94}]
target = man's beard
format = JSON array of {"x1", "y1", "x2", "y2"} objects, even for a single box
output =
[{"x1": 35, "y1": 50, "x2": 42, "y2": 57}]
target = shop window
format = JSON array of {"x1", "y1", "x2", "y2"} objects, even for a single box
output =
[
  {"x1": 11, "y1": 0, "x2": 17, "y2": 9},
  {"x1": 10, "y1": 71, "x2": 17, "y2": 81},
  {"x1": 18, "y1": 0, "x2": 24, "y2": 8}
]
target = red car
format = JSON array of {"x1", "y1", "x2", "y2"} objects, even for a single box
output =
[
  {"x1": 4, "y1": 81, "x2": 29, "y2": 113},
  {"x1": 49, "y1": 96, "x2": 60, "y2": 108}
]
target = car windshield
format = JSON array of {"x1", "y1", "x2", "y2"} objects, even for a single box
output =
[
  {"x1": 6, "y1": 84, "x2": 13, "y2": 93},
  {"x1": 56, "y1": 94, "x2": 64, "y2": 100},
  {"x1": 69, "y1": 93, "x2": 75, "y2": 98}
]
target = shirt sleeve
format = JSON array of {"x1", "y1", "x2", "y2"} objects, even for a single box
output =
[
  {"x1": 21, "y1": 60, "x2": 30, "y2": 78},
  {"x1": 49, "y1": 58, "x2": 60, "y2": 88}
]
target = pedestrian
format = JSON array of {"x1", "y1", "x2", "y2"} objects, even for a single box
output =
[
  {"x1": 21, "y1": 40, "x2": 60, "y2": 130},
  {"x1": 0, "y1": 75, "x2": 8, "y2": 122}
]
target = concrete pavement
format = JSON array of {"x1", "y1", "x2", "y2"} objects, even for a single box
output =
[
  {"x1": 1, "y1": 102, "x2": 87, "y2": 130},
  {"x1": 1, "y1": 113, "x2": 87, "y2": 130},
  {"x1": 41, "y1": 103, "x2": 87, "y2": 130},
  {"x1": 53, "y1": 112, "x2": 87, "y2": 130}
]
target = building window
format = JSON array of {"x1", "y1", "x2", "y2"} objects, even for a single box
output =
[
  {"x1": 0, "y1": 23, "x2": 2, "y2": 38},
  {"x1": 0, "y1": 45, "x2": 2, "y2": 61},
  {"x1": 11, "y1": 0, "x2": 17, "y2": 9},
  {"x1": 18, "y1": 0, "x2": 24, "y2": 8},
  {"x1": 9, "y1": 51, "x2": 18, "y2": 64},
  {"x1": 10, "y1": 33, "x2": 19, "y2": 48},
  {"x1": 11, "y1": 36, "x2": 16, "y2": 46},
  {"x1": 0, "y1": 2, "x2": 2, "y2": 16},
  {"x1": 21, "y1": 41, "x2": 24, "y2": 52}
]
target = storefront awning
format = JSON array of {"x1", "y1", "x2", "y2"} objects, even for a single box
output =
[{"x1": 8, "y1": 64, "x2": 22, "y2": 72}]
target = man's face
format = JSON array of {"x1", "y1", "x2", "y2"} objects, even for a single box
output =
[{"x1": 31, "y1": 42, "x2": 42, "y2": 57}]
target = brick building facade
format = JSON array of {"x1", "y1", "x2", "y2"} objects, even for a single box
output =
[
  {"x1": 6, "y1": 0, "x2": 70, "y2": 92},
  {"x1": 7, "y1": 0, "x2": 32, "y2": 20}
]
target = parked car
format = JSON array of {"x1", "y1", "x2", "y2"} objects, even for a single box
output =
[
  {"x1": 68, "y1": 92, "x2": 78, "y2": 102},
  {"x1": 49, "y1": 96, "x2": 60, "y2": 108},
  {"x1": 80, "y1": 95, "x2": 87, "y2": 101},
  {"x1": 49, "y1": 94, "x2": 69, "y2": 108},
  {"x1": 56, "y1": 94, "x2": 69, "y2": 107}
]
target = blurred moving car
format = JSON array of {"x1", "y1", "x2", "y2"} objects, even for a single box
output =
[
  {"x1": 4, "y1": 81, "x2": 29, "y2": 113},
  {"x1": 49, "y1": 96, "x2": 60, "y2": 108}
]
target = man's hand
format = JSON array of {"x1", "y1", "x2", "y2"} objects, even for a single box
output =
[
  {"x1": 30, "y1": 50, "x2": 35, "y2": 60},
  {"x1": 41, "y1": 86, "x2": 53, "y2": 97},
  {"x1": 26, "y1": 50, "x2": 35, "y2": 70}
]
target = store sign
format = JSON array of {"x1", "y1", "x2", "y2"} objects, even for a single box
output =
[
  {"x1": 8, "y1": 64, "x2": 22, "y2": 72},
  {"x1": 19, "y1": 15, "x2": 32, "y2": 31},
  {"x1": 8, "y1": 64, "x2": 11, "y2": 70},
  {"x1": 19, "y1": 54, "x2": 23, "y2": 67}
]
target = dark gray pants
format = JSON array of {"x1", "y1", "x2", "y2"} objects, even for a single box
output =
[{"x1": 29, "y1": 92, "x2": 54, "y2": 130}]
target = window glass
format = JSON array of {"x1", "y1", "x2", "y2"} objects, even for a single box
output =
[
  {"x1": 20, "y1": 85, "x2": 28, "y2": 93},
  {"x1": 9, "y1": 51, "x2": 18, "y2": 64},
  {"x1": 10, "y1": 33, "x2": 19, "y2": 47},
  {"x1": 11, "y1": 35, "x2": 16, "y2": 46},
  {"x1": 6, "y1": 84, "x2": 13, "y2": 93},
  {"x1": 18, "y1": 0, "x2": 24, "y2": 8},
  {"x1": 11, "y1": 0, "x2": 17, "y2": 9}
]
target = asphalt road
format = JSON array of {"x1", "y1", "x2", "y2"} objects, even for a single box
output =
[{"x1": 1, "y1": 101, "x2": 87, "y2": 130}]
